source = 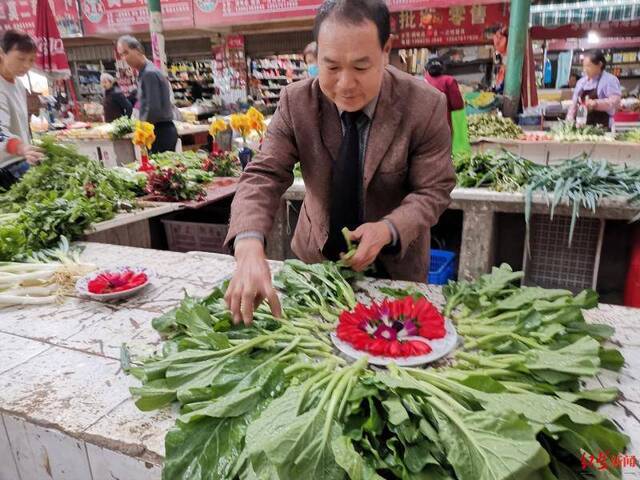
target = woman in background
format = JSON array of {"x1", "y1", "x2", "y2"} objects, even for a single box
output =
[
  {"x1": 303, "y1": 41, "x2": 318, "y2": 78},
  {"x1": 101, "y1": 73, "x2": 132, "y2": 122},
  {"x1": 424, "y1": 57, "x2": 470, "y2": 155},
  {"x1": 0, "y1": 30, "x2": 43, "y2": 190},
  {"x1": 567, "y1": 50, "x2": 621, "y2": 130}
]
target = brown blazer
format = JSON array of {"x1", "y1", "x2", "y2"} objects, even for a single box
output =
[{"x1": 225, "y1": 66, "x2": 455, "y2": 282}]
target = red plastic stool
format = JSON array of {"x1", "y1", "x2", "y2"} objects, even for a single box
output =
[{"x1": 624, "y1": 225, "x2": 640, "y2": 308}]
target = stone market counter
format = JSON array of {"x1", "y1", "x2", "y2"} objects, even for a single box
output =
[
  {"x1": 471, "y1": 137, "x2": 640, "y2": 166},
  {"x1": 0, "y1": 243, "x2": 638, "y2": 480},
  {"x1": 273, "y1": 180, "x2": 638, "y2": 283}
]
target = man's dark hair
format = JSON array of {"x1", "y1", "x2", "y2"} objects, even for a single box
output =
[
  {"x1": 313, "y1": 0, "x2": 390, "y2": 49},
  {"x1": 117, "y1": 35, "x2": 145, "y2": 54},
  {"x1": 1, "y1": 30, "x2": 36, "y2": 54},
  {"x1": 586, "y1": 49, "x2": 607, "y2": 70}
]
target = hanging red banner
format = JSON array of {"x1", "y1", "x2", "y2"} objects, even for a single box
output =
[
  {"x1": 390, "y1": 3, "x2": 509, "y2": 48},
  {"x1": 193, "y1": 0, "x2": 504, "y2": 28},
  {"x1": 81, "y1": 0, "x2": 194, "y2": 36},
  {"x1": 0, "y1": 0, "x2": 83, "y2": 38}
]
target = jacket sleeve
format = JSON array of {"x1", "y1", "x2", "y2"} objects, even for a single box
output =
[
  {"x1": 0, "y1": 91, "x2": 20, "y2": 163},
  {"x1": 139, "y1": 72, "x2": 163, "y2": 122},
  {"x1": 382, "y1": 94, "x2": 456, "y2": 259},
  {"x1": 447, "y1": 78, "x2": 465, "y2": 111},
  {"x1": 224, "y1": 88, "x2": 298, "y2": 246},
  {"x1": 114, "y1": 91, "x2": 133, "y2": 117}
]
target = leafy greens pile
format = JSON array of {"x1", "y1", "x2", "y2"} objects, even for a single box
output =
[
  {"x1": 150, "y1": 151, "x2": 216, "y2": 184},
  {"x1": 130, "y1": 261, "x2": 628, "y2": 480},
  {"x1": 0, "y1": 138, "x2": 137, "y2": 260},
  {"x1": 109, "y1": 116, "x2": 137, "y2": 139},
  {"x1": 454, "y1": 151, "x2": 543, "y2": 191},
  {"x1": 551, "y1": 121, "x2": 611, "y2": 143},
  {"x1": 524, "y1": 156, "x2": 640, "y2": 244},
  {"x1": 453, "y1": 151, "x2": 640, "y2": 245},
  {"x1": 467, "y1": 113, "x2": 523, "y2": 140}
]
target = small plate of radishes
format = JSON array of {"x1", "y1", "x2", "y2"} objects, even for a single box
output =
[{"x1": 76, "y1": 266, "x2": 152, "y2": 301}]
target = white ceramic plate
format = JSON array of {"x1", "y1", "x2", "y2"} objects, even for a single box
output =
[
  {"x1": 330, "y1": 319, "x2": 458, "y2": 367},
  {"x1": 76, "y1": 266, "x2": 153, "y2": 301}
]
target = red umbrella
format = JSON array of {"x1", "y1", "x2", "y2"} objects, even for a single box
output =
[
  {"x1": 34, "y1": 0, "x2": 79, "y2": 116},
  {"x1": 34, "y1": 0, "x2": 71, "y2": 77}
]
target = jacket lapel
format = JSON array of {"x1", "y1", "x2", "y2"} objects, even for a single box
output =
[
  {"x1": 363, "y1": 70, "x2": 403, "y2": 192},
  {"x1": 319, "y1": 90, "x2": 342, "y2": 163}
]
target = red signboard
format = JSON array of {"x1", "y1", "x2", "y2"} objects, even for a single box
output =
[
  {"x1": 391, "y1": 3, "x2": 509, "y2": 48},
  {"x1": 0, "y1": 0, "x2": 83, "y2": 38},
  {"x1": 193, "y1": 0, "x2": 503, "y2": 28},
  {"x1": 81, "y1": 0, "x2": 194, "y2": 36}
]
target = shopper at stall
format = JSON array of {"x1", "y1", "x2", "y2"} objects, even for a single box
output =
[
  {"x1": 423, "y1": 57, "x2": 469, "y2": 154},
  {"x1": 423, "y1": 58, "x2": 464, "y2": 128},
  {"x1": 567, "y1": 50, "x2": 621, "y2": 130},
  {"x1": 0, "y1": 30, "x2": 44, "y2": 190},
  {"x1": 224, "y1": 0, "x2": 455, "y2": 325},
  {"x1": 100, "y1": 73, "x2": 132, "y2": 122},
  {"x1": 116, "y1": 35, "x2": 177, "y2": 152},
  {"x1": 304, "y1": 41, "x2": 319, "y2": 78}
]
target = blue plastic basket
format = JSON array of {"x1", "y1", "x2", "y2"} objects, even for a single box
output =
[{"x1": 428, "y1": 249, "x2": 457, "y2": 285}]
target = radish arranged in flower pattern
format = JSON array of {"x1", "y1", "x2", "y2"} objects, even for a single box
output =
[
  {"x1": 336, "y1": 296, "x2": 446, "y2": 358},
  {"x1": 87, "y1": 270, "x2": 148, "y2": 294}
]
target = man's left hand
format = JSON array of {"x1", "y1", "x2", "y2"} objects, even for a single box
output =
[{"x1": 342, "y1": 222, "x2": 392, "y2": 272}]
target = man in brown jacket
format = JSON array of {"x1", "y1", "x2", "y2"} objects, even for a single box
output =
[{"x1": 224, "y1": 0, "x2": 455, "y2": 325}]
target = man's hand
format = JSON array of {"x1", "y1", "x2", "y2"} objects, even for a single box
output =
[
  {"x1": 19, "y1": 144, "x2": 44, "y2": 165},
  {"x1": 224, "y1": 238, "x2": 282, "y2": 326},
  {"x1": 342, "y1": 222, "x2": 393, "y2": 272}
]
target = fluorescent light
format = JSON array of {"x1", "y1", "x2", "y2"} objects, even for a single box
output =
[{"x1": 587, "y1": 31, "x2": 600, "y2": 44}]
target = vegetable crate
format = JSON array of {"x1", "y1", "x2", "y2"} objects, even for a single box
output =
[
  {"x1": 428, "y1": 249, "x2": 456, "y2": 285},
  {"x1": 523, "y1": 215, "x2": 605, "y2": 293},
  {"x1": 162, "y1": 219, "x2": 229, "y2": 254}
]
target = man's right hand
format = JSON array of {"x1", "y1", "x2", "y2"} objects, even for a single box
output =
[
  {"x1": 224, "y1": 238, "x2": 282, "y2": 326},
  {"x1": 19, "y1": 144, "x2": 44, "y2": 165}
]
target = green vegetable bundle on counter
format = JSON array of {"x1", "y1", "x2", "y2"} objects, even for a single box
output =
[
  {"x1": 617, "y1": 128, "x2": 640, "y2": 143},
  {"x1": 551, "y1": 121, "x2": 612, "y2": 143},
  {"x1": 525, "y1": 156, "x2": 640, "y2": 243},
  {"x1": 467, "y1": 113, "x2": 523, "y2": 140},
  {"x1": 109, "y1": 116, "x2": 137, "y2": 139},
  {"x1": 0, "y1": 138, "x2": 137, "y2": 260},
  {"x1": 129, "y1": 261, "x2": 628, "y2": 480},
  {"x1": 455, "y1": 151, "x2": 640, "y2": 245},
  {"x1": 454, "y1": 150, "x2": 543, "y2": 191}
]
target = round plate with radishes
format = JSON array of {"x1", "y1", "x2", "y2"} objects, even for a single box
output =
[{"x1": 76, "y1": 267, "x2": 152, "y2": 301}]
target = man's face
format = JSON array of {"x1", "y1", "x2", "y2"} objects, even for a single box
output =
[
  {"x1": 117, "y1": 42, "x2": 143, "y2": 70},
  {"x1": 1, "y1": 48, "x2": 36, "y2": 78},
  {"x1": 317, "y1": 17, "x2": 391, "y2": 112}
]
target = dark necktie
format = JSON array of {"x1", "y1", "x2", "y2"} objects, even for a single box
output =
[{"x1": 323, "y1": 110, "x2": 363, "y2": 261}]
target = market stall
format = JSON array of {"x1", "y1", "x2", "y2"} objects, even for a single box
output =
[
  {"x1": 52, "y1": 121, "x2": 212, "y2": 167},
  {"x1": 471, "y1": 137, "x2": 640, "y2": 166},
  {"x1": 0, "y1": 243, "x2": 637, "y2": 479},
  {"x1": 272, "y1": 180, "x2": 639, "y2": 290}
]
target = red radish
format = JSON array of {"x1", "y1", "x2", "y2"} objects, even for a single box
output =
[
  {"x1": 336, "y1": 296, "x2": 445, "y2": 358},
  {"x1": 87, "y1": 269, "x2": 148, "y2": 295}
]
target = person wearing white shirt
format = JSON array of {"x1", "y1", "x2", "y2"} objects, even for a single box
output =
[{"x1": 0, "y1": 30, "x2": 43, "y2": 190}]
